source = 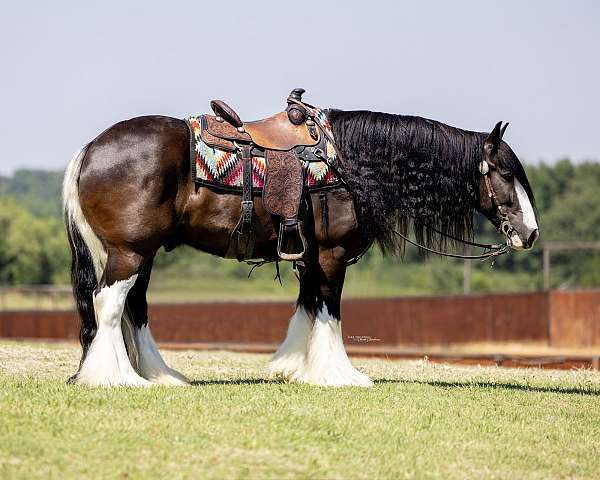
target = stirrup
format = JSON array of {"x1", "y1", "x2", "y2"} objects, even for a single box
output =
[{"x1": 277, "y1": 220, "x2": 307, "y2": 261}]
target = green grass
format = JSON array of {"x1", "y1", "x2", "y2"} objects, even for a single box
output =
[{"x1": 2, "y1": 342, "x2": 600, "y2": 479}]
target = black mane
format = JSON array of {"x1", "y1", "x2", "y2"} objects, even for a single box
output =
[{"x1": 326, "y1": 109, "x2": 534, "y2": 254}]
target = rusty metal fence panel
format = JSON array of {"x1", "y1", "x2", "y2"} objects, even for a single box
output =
[
  {"x1": 1, "y1": 290, "x2": 600, "y2": 348},
  {"x1": 342, "y1": 292, "x2": 548, "y2": 346},
  {"x1": 0, "y1": 310, "x2": 79, "y2": 340},
  {"x1": 549, "y1": 290, "x2": 600, "y2": 347}
]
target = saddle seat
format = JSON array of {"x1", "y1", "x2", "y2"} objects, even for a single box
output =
[
  {"x1": 209, "y1": 90, "x2": 320, "y2": 151},
  {"x1": 244, "y1": 112, "x2": 319, "y2": 151}
]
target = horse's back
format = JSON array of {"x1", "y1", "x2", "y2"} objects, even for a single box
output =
[
  {"x1": 83, "y1": 115, "x2": 189, "y2": 177},
  {"x1": 78, "y1": 115, "x2": 191, "y2": 250}
]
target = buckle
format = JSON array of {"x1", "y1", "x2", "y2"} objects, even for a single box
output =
[{"x1": 241, "y1": 200, "x2": 253, "y2": 219}]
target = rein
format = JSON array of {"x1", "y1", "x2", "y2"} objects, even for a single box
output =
[
  {"x1": 390, "y1": 159, "x2": 514, "y2": 262},
  {"x1": 391, "y1": 229, "x2": 510, "y2": 260}
]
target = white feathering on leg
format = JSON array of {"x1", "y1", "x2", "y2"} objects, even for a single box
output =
[
  {"x1": 268, "y1": 306, "x2": 313, "y2": 379},
  {"x1": 291, "y1": 306, "x2": 373, "y2": 387},
  {"x1": 75, "y1": 275, "x2": 151, "y2": 387},
  {"x1": 136, "y1": 325, "x2": 190, "y2": 386}
]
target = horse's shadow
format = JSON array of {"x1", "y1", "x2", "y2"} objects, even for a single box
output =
[
  {"x1": 190, "y1": 378, "x2": 600, "y2": 396},
  {"x1": 374, "y1": 378, "x2": 600, "y2": 396}
]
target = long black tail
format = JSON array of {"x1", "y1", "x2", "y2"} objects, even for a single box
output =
[
  {"x1": 62, "y1": 145, "x2": 102, "y2": 374},
  {"x1": 66, "y1": 220, "x2": 97, "y2": 360}
]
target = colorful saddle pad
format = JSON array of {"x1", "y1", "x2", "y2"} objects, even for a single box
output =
[{"x1": 187, "y1": 113, "x2": 341, "y2": 192}]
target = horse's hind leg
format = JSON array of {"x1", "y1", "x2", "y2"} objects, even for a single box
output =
[
  {"x1": 75, "y1": 248, "x2": 151, "y2": 387},
  {"x1": 125, "y1": 257, "x2": 189, "y2": 386}
]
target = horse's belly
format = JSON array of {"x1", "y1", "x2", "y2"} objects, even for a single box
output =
[{"x1": 181, "y1": 187, "x2": 278, "y2": 258}]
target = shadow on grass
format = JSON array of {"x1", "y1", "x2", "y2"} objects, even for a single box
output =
[
  {"x1": 191, "y1": 378, "x2": 270, "y2": 386},
  {"x1": 375, "y1": 379, "x2": 600, "y2": 396},
  {"x1": 189, "y1": 378, "x2": 600, "y2": 395}
]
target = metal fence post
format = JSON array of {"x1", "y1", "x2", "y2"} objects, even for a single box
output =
[
  {"x1": 463, "y1": 246, "x2": 471, "y2": 294},
  {"x1": 543, "y1": 246, "x2": 550, "y2": 290}
]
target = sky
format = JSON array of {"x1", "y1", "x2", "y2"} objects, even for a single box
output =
[{"x1": 0, "y1": 0, "x2": 598, "y2": 175}]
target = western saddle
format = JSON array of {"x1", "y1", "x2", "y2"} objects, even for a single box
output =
[{"x1": 200, "y1": 88, "x2": 335, "y2": 262}]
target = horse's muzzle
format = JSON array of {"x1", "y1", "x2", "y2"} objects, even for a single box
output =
[{"x1": 509, "y1": 228, "x2": 539, "y2": 250}]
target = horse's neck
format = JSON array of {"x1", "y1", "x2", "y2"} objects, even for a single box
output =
[{"x1": 395, "y1": 116, "x2": 485, "y2": 163}]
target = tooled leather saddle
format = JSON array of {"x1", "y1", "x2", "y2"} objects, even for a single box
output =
[{"x1": 196, "y1": 88, "x2": 340, "y2": 262}]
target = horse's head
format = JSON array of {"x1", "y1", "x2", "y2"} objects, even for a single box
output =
[{"x1": 477, "y1": 121, "x2": 539, "y2": 251}]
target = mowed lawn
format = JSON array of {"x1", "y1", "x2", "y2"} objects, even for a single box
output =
[{"x1": 1, "y1": 341, "x2": 600, "y2": 479}]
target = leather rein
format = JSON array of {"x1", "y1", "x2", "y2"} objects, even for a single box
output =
[{"x1": 391, "y1": 160, "x2": 514, "y2": 261}]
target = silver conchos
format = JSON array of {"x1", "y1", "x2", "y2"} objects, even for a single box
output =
[{"x1": 479, "y1": 160, "x2": 489, "y2": 175}]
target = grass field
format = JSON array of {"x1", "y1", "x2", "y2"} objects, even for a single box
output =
[{"x1": 2, "y1": 341, "x2": 600, "y2": 479}]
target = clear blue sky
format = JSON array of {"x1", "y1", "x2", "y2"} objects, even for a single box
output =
[{"x1": 1, "y1": 0, "x2": 598, "y2": 175}]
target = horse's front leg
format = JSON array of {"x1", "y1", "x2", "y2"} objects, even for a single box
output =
[
  {"x1": 269, "y1": 247, "x2": 373, "y2": 387},
  {"x1": 268, "y1": 262, "x2": 317, "y2": 380},
  {"x1": 298, "y1": 247, "x2": 373, "y2": 387}
]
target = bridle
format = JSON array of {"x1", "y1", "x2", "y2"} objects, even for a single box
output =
[
  {"x1": 479, "y1": 159, "x2": 516, "y2": 240},
  {"x1": 391, "y1": 160, "x2": 514, "y2": 261}
]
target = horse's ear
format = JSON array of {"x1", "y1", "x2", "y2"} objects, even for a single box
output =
[
  {"x1": 500, "y1": 121, "x2": 509, "y2": 140},
  {"x1": 484, "y1": 121, "x2": 504, "y2": 155}
]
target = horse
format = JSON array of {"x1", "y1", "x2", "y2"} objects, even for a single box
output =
[{"x1": 62, "y1": 104, "x2": 539, "y2": 388}]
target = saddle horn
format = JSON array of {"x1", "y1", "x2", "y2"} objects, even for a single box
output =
[
  {"x1": 286, "y1": 88, "x2": 308, "y2": 125},
  {"x1": 287, "y1": 88, "x2": 306, "y2": 102}
]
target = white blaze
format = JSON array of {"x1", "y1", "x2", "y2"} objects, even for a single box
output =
[{"x1": 515, "y1": 179, "x2": 538, "y2": 230}]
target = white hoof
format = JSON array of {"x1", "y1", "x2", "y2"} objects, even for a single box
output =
[
  {"x1": 75, "y1": 372, "x2": 154, "y2": 388},
  {"x1": 291, "y1": 362, "x2": 373, "y2": 388},
  {"x1": 146, "y1": 369, "x2": 190, "y2": 386},
  {"x1": 268, "y1": 353, "x2": 307, "y2": 380}
]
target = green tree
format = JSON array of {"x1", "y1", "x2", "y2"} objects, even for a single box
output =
[
  {"x1": 0, "y1": 170, "x2": 63, "y2": 219},
  {"x1": 0, "y1": 198, "x2": 69, "y2": 285}
]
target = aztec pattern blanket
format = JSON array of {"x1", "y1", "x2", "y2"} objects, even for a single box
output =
[{"x1": 187, "y1": 109, "x2": 341, "y2": 192}]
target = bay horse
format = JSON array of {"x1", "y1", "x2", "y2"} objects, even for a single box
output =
[{"x1": 63, "y1": 105, "x2": 539, "y2": 387}]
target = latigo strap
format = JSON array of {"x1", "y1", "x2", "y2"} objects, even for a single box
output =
[{"x1": 230, "y1": 145, "x2": 256, "y2": 260}]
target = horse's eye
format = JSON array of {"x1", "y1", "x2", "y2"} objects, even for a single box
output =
[{"x1": 500, "y1": 171, "x2": 513, "y2": 181}]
